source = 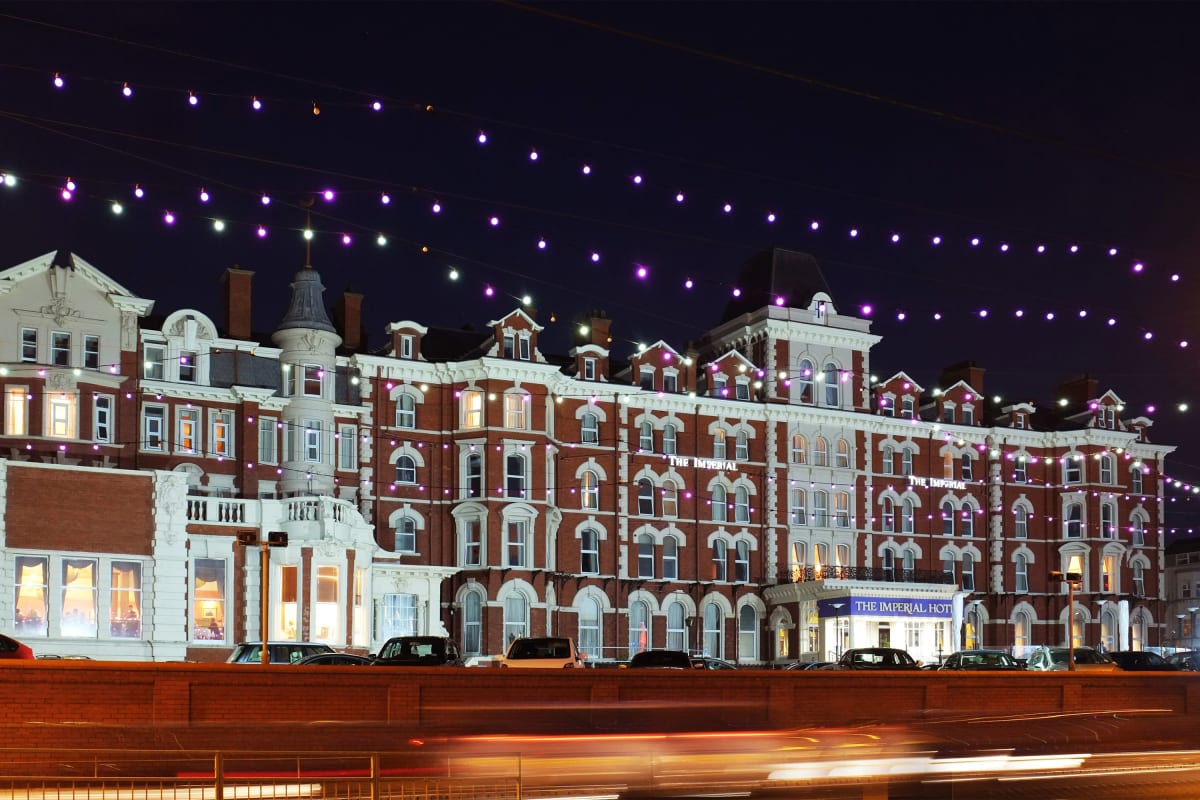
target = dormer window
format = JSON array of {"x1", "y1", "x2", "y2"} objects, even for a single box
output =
[
  {"x1": 1098, "y1": 406, "x2": 1117, "y2": 430},
  {"x1": 735, "y1": 378, "x2": 750, "y2": 401},
  {"x1": 503, "y1": 333, "x2": 515, "y2": 359},
  {"x1": 1014, "y1": 413, "x2": 1026, "y2": 429},
  {"x1": 179, "y1": 350, "x2": 198, "y2": 383},
  {"x1": 880, "y1": 396, "x2": 894, "y2": 416},
  {"x1": 962, "y1": 406, "x2": 974, "y2": 425},
  {"x1": 712, "y1": 375, "x2": 727, "y2": 395},
  {"x1": 901, "y1": 396, "x2": 914, "y2": 418},
  {"x1": 302, "y1": 364, "x2": 322, "y2": 396},
  {"x1": 399, "y1": 335, "x2": 414, "y2": 359},
  {"x1": 664, "y1": 372, "x2": 678, "y2": 394},
  {"x1": 583, "y1": 358, "x2": 596, "y2": 380},
  {"x1": 518, "y1": 335, "x2": 530, "y2": 361},
  {"x1": 639, "y1": 367, "x2": 654, "y2": 391},
  {"x1": 941, "y1": 404, "x2": 954, "y2": 424}
]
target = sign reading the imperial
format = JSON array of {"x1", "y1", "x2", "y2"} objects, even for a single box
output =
[
  {"x1": 668, "y1": 455, "x2": 739, "y2": 472},
  {"x1": 908, "y1": 476, "x2": 967, "y2": 491},
  {"x1": 818, "y1": 596, "x2": 953, "y2": 619}
]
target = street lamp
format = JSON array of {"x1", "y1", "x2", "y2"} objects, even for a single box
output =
[
  {"x1": 237, "y1": 530, "x2": 289, "y2": 665},
  {"x1": 1050, "y1": 554, "x2": 1083, "y2": 671}
]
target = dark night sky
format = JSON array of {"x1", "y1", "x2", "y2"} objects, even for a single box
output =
[{"x1": 3, "y1": 1, "x2": 1200, "y2": 529}]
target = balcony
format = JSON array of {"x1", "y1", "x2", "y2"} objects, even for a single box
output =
[
  {"x1": 185, "y1": 493, "x2": 366, "y2": 543},
  {"x1": 772, "y1": 566, "x2": 954, "y2": 585}
]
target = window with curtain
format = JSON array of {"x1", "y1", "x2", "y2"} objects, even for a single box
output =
[
  {"x1": 578, "y1": 597, "x2": 602, "y2": 660},
  {"x1": 15, "y1": 555, "x2": 48, "y2": 637},
  {"x1": 712, "y1": 540, "x2": 728, "y2": 581},
  {"x1": 735, "y1": 541, "x2": 750, "y2": 583},
  {"x1": 629, "y1": 599, "x2": 650, "y2": 657},
  {"x1": 582, "y1": 411, "x2": 599, "y2": 444},
  {"x1": 462, "y1": 591, "x2": 482, "y2": 655},
  {"x1": 192, "y1": 557, "x2": 226, "y2": 642},
  {"x1": 662, "y1": 536, "x2": 679, "y2": 579},
  {"x1": 738, "y1": 605, "x2": 757, "y2": 662},
  {"x1": 110, "y1": 561, "x2": 142, "y2": 639},
  {"x1": 712, "y1": 485, "x2": 727, "y2": 522},
  {"x1": 581, "y1": 528, "x2": 600, "y2": 574},
  {"x1": 313, "y1": 565, "x2": 340, "y2": 644},
  {"x1": 274, "y1": 565, "x2": 298, "y2": 640},
  {"x1": 667, "y1": 602, "x2": 687, "y2": 652},
  {"x1": 637, "y1": 533, "x2": 655, "y2": 578},
  {"x1": 703, "y1": 603, "x2": 724, "y2": 658},
  {"x1": 379, "y1": 593, "x2": 418, "y2": 640}
]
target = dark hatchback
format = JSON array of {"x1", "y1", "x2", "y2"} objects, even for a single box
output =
[
  {"x1": 374, "y1": 635, "x2": 464, "y2": 666},
  {"x1": 823, "y1": 647, "x2": 920, "y2": 670},
  {"x1": 1107, "y1": 650, "x2": 1177, "y2": 671}
]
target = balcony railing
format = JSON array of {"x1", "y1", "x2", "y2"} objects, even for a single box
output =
[{"x1": 772, "y1": 566, "x2": 955, "y2": 585}]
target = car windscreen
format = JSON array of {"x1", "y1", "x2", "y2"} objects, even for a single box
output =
[{"x1": 509, "y1": 639, "x2": 569, "y2": 659}]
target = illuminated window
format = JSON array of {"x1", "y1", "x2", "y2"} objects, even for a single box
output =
[
  {"x1": 662, "y1": 482, "x2": 679, "y2": 518},
  {"x1": 5, "y1": 387, "x2": 28, "y2": 436},
  {"x1": 380, "y1": 592, "x2": 418, "y2": 640},
  {"x1": 191, "y1": 558, "x2": 226, "y2": 643},
  {"x1": 1101, "y1": 555, "x2": 1115, "y2": 593},
  {"x1": 791, "y1": 434, "x2": 807, "y2": 464},
  {"x1": 313, "y1": 565, "x2": 340, "y2": 645},
  {"x1": 667, "y1": 602, "x2": 686, "y2": 652},
  {"x1": 835, "y1": 438, "x2": 850, "y2": 468},
  {"x1": 834, "y1": 492, "x2": 850, "y2": 528},
  {"x1": 109, "y1": 561, "x2": 142, "y2": 639},
  {"x1": 14, "y1": 556, "x2": 48, "y2": 637},
  {"x1": 461, "y1": 389, "x2": 483, "y2": 429},
  {"x1": 274, "y1": 565, "x2": 298, "y2": 640},
  {"x1": 813, "y1": 436, "x2": 828, "y2": 466},
  {"x1": 46, "y1": 391, "x2": 77, "y2": 438},
  {"x1": 211, "y1": 410, "x2": 234, "y2": 458},
  {"x1": 176, "y1": 408, "x2": 200, "y2": 454},
  {"x1": 629, "y1": 599, "x2": 651, "y2": 657},
  {"x1": 141, "y1": 405, "x2": 165, "y2": 451},
  {"x1": 504, "y1": 393, "x2": 526, "y2": 429},
  {"x1": 353, "y1": 569, "x2": 367, "y2": 647},
  {"x1": 581, "y1": 469, "x2": 600, "y2": 510},
  {"x1": 713, "y1": 429, "x2": 726, "y2": 459},
  {"x1": 60, "y1": 559, "x2": 97, "y2": 638}
]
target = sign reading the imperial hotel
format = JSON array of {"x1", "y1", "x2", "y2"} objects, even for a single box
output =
[
  {"x1": 668, "y1": 456, "x2": 739, "y2": 471},
  {"x1": 819, "y1": 596, "x2": 953, "y2": 618},
  {"x1": 907, "y1": 476, "x2": 968, "y2": 491}
]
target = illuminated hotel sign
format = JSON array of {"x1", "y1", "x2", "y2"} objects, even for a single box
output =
[
  {"x1": 908, "y1": 476, "x2": 967, "y2": 491},
  {"x1": 668, "y1": 455, "x2": 739, "y2": 472},
  {"x1": 819, "y1": 596, "x2": 953, "y2": 619}
]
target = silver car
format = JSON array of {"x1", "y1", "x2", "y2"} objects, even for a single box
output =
[{"x1": 1024, "y1": 646, "x2": 1119, "y2": 672}]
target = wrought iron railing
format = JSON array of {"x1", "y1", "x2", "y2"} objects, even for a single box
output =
[{"x1": 771, "y1": 566, "x2": 955, "y2": 585}]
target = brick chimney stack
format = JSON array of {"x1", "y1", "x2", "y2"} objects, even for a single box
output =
[
  {"x1": 589, "y1": 311, "x2": 611, "y2": 348},
  {"x1": 222, "y1": 267, "x2": 254, "y2": 340},
  {"x1": 333, "y1": 289, "x2": 365, "y2": 352}
]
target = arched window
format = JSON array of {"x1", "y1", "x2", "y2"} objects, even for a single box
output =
[
  {"x1": 1131, "y1": 512, "x2": 1147, "y2": 546},
  {"x1": 703, "y1": 603, "x2": 724, "y2": 658},
  {"x1": 961, "y1": 454, "x2": 973, "y2": 481},
  {"x1": 712, "y1": 540, "x2": 728, "y2": 581},
  {"x1": 902, "y1": 550, "x2": 915, "y2": 580},
  {"x1": 461, "y1": 590, "x2": 482, "y2": 655},
  {"x1": 663, "y1": 423, "x2": 677, "y2": 455},
  {"x1": 1132, "y1": 466, "x2": 1144, "y2": 494},
  {"x1": 882, "y1": 548, "x2": 895, "y2": 581},
  {"x1": 881, "y1": 497, "x2": 895, "y2": 533},
  {"x1": 637, "y1": 533, "x2": 655, "y2": 578},
  {"x1": 578, "y1": 597, "x2": 602, "y2": 660},
  {"x1": 395, "y1": 515, "x2": 417, "y2": 552},
  {"x1": 797, "y1": 359, "x2": 815, "y2": 405},
  {"x1": 1101, "y1": 502, "x2": 1115, "y2": 538},
  {"x1": 580, "y1": 528, "x2": 600, "y2": 574},
  {"x1": 466, "y1": 452, "x2": 482, "y2": 498},
  {"x1": 667, "y1": 602, "x2": 687, "y2": 651},
  {"x1": 395, "y1": 455, "x2": 417, "y2": 484},
  {"x1": 961, "y1": 505, "x2": 975, "y2": 537},
  {"x1": 581, "y1": 469, "x2": 600, "y2": 510},
  {"x1": 639, "y1": 422, "x2": 654, "y2": 452},
  {"x1": 734, "y1": 540, "x2": 751, "y2": 583},
  {"x1": 1099, "y1": 453, "x2": 1114, "y2": 484},
  {"x1": 823, "y1": 362, "x2": 840, "y2": 406},
  {"x1": 638, "y1": 478, "x2": 655, "y2": 515},
  {"x1": 882, "y1": 445, "x2": 895, "y2": 475},
  {"x1": 661, "y1": 482, "x2": 679, "y2": 518},
  {"x1": 503, "y1": 593, "x2": 528, "y2": 646},
  {"x1": 713, "y1": 429, "x2": 727, "y2": 459},
  {"x1": 662, "y1": 536, "x2": 679, "y2": 579},
  {"x1": 735, "y1": 432, "x2": 749, "y2": 460},
  {"x1": 791, "y1": 434, "x2": 807, "y2": 464},
  {"x1": 581, "y1": 412, "x2": 599, "y2": 444},
  {"x1": 712, "y1": 484, "x2": 728, "y2": 522},
  {"x1": 505, "y1": 453, "x2": 527, "y2": 498},
  {"x1": 942, "y1": 501, "x2": 955, "y2": 536},
  {"x1": 738, "y1": 605, "x2": 757, "y2": 662},
  {"x1": 1064, "y1": 502, "x2": 1083, "y2": 538},
  {"x1": 734, "y1": 486, "x2": 750, "y2": 523},
  {"x1": 836, "y1": 438, "x2": 851, "y2": 468},
  {"x1": 628, "y1": 599, "x2": 651, "y2": 657},
  {"x1": 1014, "y1": 505, "x2": 1029, "y2": 539},
  {"x1": 902, "y1": 499, "x2": 915, "y2": 533},
  {"x1": 834, "y1": 492, "x2": 850, "y2": 527},
  {"x1": 396, "y1": 394, "x2": 416, "y2": 428},
  {"x1": 961, "y1": 554, "x2": 975, "y2": 591},
  {"x1": 813, "y1": 437, "x2": 829, "y2": 466},
  {"x1": 1013, "y1": 608, "x2": 1031, "y2": 654}
]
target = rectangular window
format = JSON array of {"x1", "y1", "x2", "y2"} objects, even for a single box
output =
[
  {"x1": 400, "y1": 335, "x2": 413, "y2": 359},
  {"x1": 61, "y1": 558, "x2": 97, "y2": 638},
  {"x1": 1015, "y1": 460, "x2": 1027, "y2": 483},
  {"x1": 518, "y1": 336, "x2": 530, "y2": 360},
  {"x1": 20, "y1": 327, "x2": 37, "y2": 362},
  {"x1": 275, "y1": 565, "x2": 298, "y2": 640},
  {"x1": 93, "y1": 395, "x2": 113, "y2": 443},
  {"x1": 664, "y1": 373, "x2": 678, "y2": 393},
  {"x1": 463, "y1": 518, "x2": 482, "y2": 566},
  {"x1": 583, "y1": 358, "x2": 596, "y2": 380},
  {"x1": 192, "y1": 558, "x2": 226, "y2": 642},
  {"x1": 901, "y1": 450, "x2": 913, "y2": 476},
  {"x1": 143, "y1": 344, "x2": 165, "y2": 380},
  {"x1": 142, "y1": 405, "x2": 166, "y2": 451},
  {"x1": 901, "y1": 397, "x2": 914, "y2": 418},
  {"x1": 581, "y1": 529, "x2": 599, "y2": 574},
  {"x1": 303, "y1": 365, "x2": 323, "y2": 397},
  {"x1": 713, "y1": 429, "x2": 726, "y2": 459},
  {"x1": 177, "y1": 408, "x2": 200, "y2": 454},
  {"x1": 735, "y1": 380, "x2": 750, "y2": 400},
  {"x1": 379, "y1": 593, "x2": 418, "y2": 640},
  {"x1": 506, "y1": 520, "x2": 527, "y2": 567},
  {"x1": 639, "y1": 368, "x2": 654, "y2": 390},
  {"x1": 313, "y1": 565, "x2": 340, "y2": 645},
  {"x1": 15, "y1": 555, "x2": 48, "y2": 637},
  {"x1": 258, "y1": 418, "x2": 278, "y2": 464},
  {"x1": 179, "y1": 350, "x2": 198, "y2": 383},
  {"x1": 1101, "y1": 555, "x2": 1114, "y2": 593},
  {"x1": 353, "y1": 569, "x2": 367, "y2": 647},
  {"x1": 304, "y1": 420, "x2": 321, "y2": 462},
  {"x1": 47, "y1": 392, "x2": 76, "y2": 438},
  {"x1": 662, "y1": 540, "x2": 678, "y2": 580},
  {"x1": 211, "y1": 410, "x2": 233, "y2": 457},
  {"x1": 504, "y1": 394, "x2": 527, "y2": 429},
  {"x1": 462, "y1": 389, "x2": 483, "y2": 429},
  {"x1": 961, "y1": 456, "x2": 973, "y2": 480},
  {"x1": 963, "y1": 407, "x2": 974, "y2": 425},
  {"x1": 110, "y1": 561, "x2": 142, "y2": 639},
  {"x1": 51, "y1": 331, "x2": 71, "y2": 367},
  {"x1": 83, "y1": 335, "x2": 100, "y2": 370},
  {"x1": 338, "y1": 423, "x2": 357, "y2": 470},
  {"x1": 503, "y1": 333, "x2": 515, "y2": 359}
]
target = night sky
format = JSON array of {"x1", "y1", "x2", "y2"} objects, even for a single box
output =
[{"x1": 2, "y1": 1, "x2": 1199, "y2": 530}]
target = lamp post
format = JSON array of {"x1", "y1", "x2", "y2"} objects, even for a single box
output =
[
  {"x1": 237, "y1": 530, "x2": 289, "y2": 665},
  {"x1": 829, "y1": 602, "x2": 846, "y2": 660},
  {"x1": 1050, "y1": 555, "x2": 1083, "y2": 671}
]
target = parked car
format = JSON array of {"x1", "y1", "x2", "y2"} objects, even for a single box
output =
[
  {"x1": 374, "y1": 635, "x2": 464, "y2": 666},
  {"x1": 627, "y1": 649, "x2": 693, "y2": 669},
  {"x1": 1024, "y1": 646, "x2": 1119, "y2": 672},
  {"x1": 823, "y1": 647, "x2": 919, "y2": 670},
  {"x1": 938, "y1": 649, "x2": 1022, "y2": 671},
  {"x1": 499, "y1": 636, "x2": 584, "y2": 668},
  {"x1": 1167, "y1": 651, "x2": 1200, "y2": 671},
  {"x1": 225, "y1": 642, "x2": 335, "y2": 664},
  {"x1": 0, "y1": 633, "x2": 34, "y2": 660},
  {"x1": 296, "y1": 652, "x2": 374, "y2": 666},
  {"x1": 1106, "y1": 650, "x2": 1177, "y2": 671},
  {"x1": 783, "y1": 660, "x2": 833, "y2": 670},
  {"x1": 691, "y1": 655, "x2": 739, "y2": 670}
]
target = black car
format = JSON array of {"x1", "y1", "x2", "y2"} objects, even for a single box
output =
[
  {"x1": 373, "y1": 635, "x2": 464, "y2": 666},
  {"x1": 823, "y1": 647, "x2": 920, "y2": 670},
  {"x1": 626, "y1": 649, "x2": 693, "y2": 669},
  {"x1": 1107, "y1": 650, "x2": 1177, "y2": 671},
  {"x1": 297, "y1": 652, "x2": 375, "y2": 666},
  {"x1": 938, "y1": 649, "x2": 1022, "y2": 671}
]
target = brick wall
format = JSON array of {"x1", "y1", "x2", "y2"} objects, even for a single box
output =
[{"x1": 5, "y1": 465, "x2": 153, "y2": 553}]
